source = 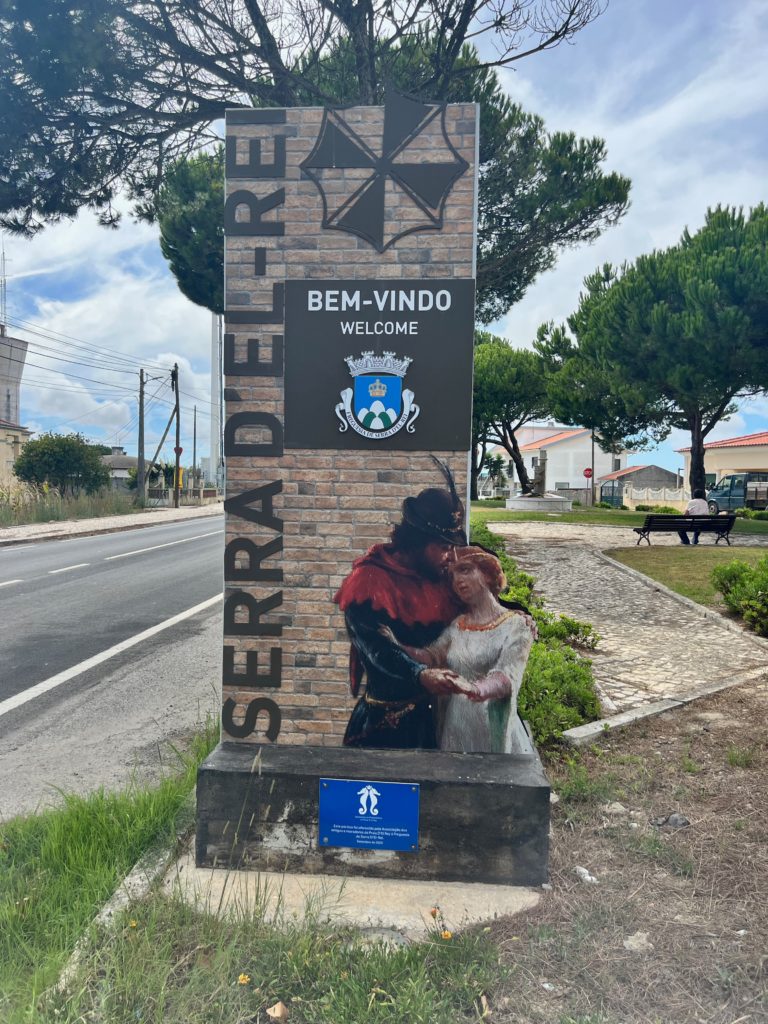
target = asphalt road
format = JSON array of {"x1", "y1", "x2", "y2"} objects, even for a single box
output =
[{"x1": 0, "y1": 516, "x2": 224, "y2": 701}]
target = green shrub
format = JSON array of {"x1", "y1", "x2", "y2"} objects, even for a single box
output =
[
  {"x1": 595, "y1": 501, "x2": 613, "y2": 508},
  {"x1": 711, "y1": 556, "x2": 768, "y2": 635},
  {"x1": 572, "y1": 499, "x2": 582, "y2": 507},
  {"x1": 470, "y1": 517, "x2": 602, "y2": 745},
  {"x1": 753, "y1": 510, "x2": 768, "y2": 521},
  {"x1": 534, "y1": 609, "x2": 600, "y2": 649},
  {"x1": 519, "y1": 642, "x2": 602, "y2": 744},
  {"x1": 635, "y1": 503, "x2": 680, "y2": 514},
  {"x1": 733, "y1": 507, "x2": 756, "y2": 519}
]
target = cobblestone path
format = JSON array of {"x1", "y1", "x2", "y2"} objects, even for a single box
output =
[{"x1": 491, "y1": 522, "x2": 768, "y2": 712}]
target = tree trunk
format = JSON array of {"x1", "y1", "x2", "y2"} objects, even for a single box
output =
[
  {"x1": 499, "y1": 428, "x2": 533, "y2": 493},
  {"x1": 688, "y1": 414, "x2": 707, "y2": 496}
]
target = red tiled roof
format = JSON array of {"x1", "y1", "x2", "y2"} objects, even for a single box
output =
[
  {"x1": 677, "y1": 430, "x2": 768, "y2": 452},
  {"x1": 518, "y1": 428, "x2": 589, "y2": 452},
  {"x1": 598, "y1": 465, "x2": 649, "y2": 482},
  {"x1": 0, "y1": 417, "x2": 30, "y2": 432}
]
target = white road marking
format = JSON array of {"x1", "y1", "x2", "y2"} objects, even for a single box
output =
[
  {"x1": 0, "y1": 594, "x2": 221, "y2": 721},
  {"x1": 0, "y1": 579, "x2": 23, "y2": 588},
  {"x1": 104, "y1": 530, "x2": 222, "y2": 561},
  {"x1": 48, "y1": 563, "x2": 90, "y2": 575}
]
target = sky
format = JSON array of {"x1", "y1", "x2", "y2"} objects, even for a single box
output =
[{"x1": 3, "y1": 0, "x2": 767, "y2": 473}]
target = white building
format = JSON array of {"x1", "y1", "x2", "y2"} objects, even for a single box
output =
[
  {"x1": 514, "y1": 428, "x2": 627, "y2": 491},
  {"x1": 677, "y1": 430, "x2": 768, "y2": 486}
]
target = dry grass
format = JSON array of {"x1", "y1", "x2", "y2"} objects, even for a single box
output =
[{"x1": 489, "y1": 679, "x2": 768, "y2": 1024}]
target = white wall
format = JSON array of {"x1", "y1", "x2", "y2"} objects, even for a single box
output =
[{"x1": 519, "y1": 439, "x2": 625, "y2": 489}]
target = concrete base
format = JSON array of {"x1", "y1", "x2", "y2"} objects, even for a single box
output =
[
  {"x1": 505, "y1": 493, "x2": 573, "y2": 512},
  {"x1": 164, "y1": 851, "x2": 541, "y2": 941},
  {"x1": 196, "y1": 742, "x2": 550, "y2": 886}
]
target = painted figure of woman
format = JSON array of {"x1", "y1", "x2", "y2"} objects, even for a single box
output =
[{"x1": 384, "y1": 546, "x2": 535, "y2": 754}]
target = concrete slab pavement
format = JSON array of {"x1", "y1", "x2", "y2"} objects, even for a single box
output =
[{"x1": 163, "y1": 848, "x2": 540, "y2": 940}]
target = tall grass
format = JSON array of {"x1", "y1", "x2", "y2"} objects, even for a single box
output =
[
  {"x1": 0, "y1": 482, "x2": 137, "y2": 527},
  {"x1": 0, "y1": 719, "x2": 218, "y2": 1020},
  {"x1": 42, "y1": 893, "x2": 500, "y2": 1023}
]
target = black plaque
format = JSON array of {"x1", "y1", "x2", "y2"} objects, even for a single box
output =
[{"x1": 284, "y1": 279, "x2": 475, "y2": 450}]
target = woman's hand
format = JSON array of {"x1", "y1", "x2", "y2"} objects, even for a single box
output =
[{"x1": 420, "y1": 668, "x2": 465, "y2": 695}]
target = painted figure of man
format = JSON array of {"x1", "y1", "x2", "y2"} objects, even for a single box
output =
[{"x1": 335, "y1": 475, "x2": 467, "y2": 749}]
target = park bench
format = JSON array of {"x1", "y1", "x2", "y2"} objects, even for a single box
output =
[{"x1": 633, "y1": 513, "x2": 736, "y2": 546}]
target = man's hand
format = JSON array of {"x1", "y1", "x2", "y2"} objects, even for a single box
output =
[
  {"x1": 420, "y1": 668, "x2": 464, "y2": 695},
  {"x1": 515, "y1": 611, "x2": 538, "y2": 640}
]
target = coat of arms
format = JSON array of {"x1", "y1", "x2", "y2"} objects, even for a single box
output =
[{"x1": 335, "y1": 351, "x2": 420, "y2": 440}]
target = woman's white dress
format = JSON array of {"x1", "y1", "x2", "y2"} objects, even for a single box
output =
[{"x1": 431, "y1": 611, "x2": 534, "y2": 754}]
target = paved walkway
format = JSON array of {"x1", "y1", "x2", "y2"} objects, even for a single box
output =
[
  {"x1": 0, "y1": 502, "x2": 223, "y2": 546},
  {"x1": 491, "y1": 522, "x2": 768, "y2": 713}
]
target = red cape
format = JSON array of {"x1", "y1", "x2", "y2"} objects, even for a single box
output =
[{"x1": 334, "y1": 543, "x2": 460, "y2": 629}]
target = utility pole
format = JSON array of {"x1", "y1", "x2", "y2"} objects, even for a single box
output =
[
  {"x1": 137, "y1": 369, "x2": 145, "y2": 504},
  {"x1": 192, "y1": 404, "x2": 197, "y2": 493},
  {"x1": 172, "y1": 363, "x2": 181, "y2": 509}
]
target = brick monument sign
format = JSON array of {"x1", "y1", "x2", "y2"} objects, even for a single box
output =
[{"x1": 196, "y1": 92, "x2": 550, "y2": 884}]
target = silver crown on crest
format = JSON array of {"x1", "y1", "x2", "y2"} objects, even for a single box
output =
[{"x1": 344, "y1": 351, "x2": 412, "y2": 378}]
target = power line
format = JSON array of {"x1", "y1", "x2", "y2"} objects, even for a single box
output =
[{"x1": 3, "y1": 313, "x2": 170, "y2": 372}]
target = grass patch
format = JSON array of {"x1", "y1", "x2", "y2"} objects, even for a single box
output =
[
  {"x1": 727, "y1": 745, "x2": 756, "y2": 768},
  {"x1": 0, "y1": 719, "x2": 218, "y2": 1022},
  {"x1": 42, "y1": 894, "x2": 500, "y2": 1024},
  {"x1": 605, "y1": 545, "x2": 767, "y2": 607},
  {"x1": 0, "y1": 484, "x2": 137, "y2": 527},
  {"x1": 470, "y1": 503, "x2": 768, "y2": 534}
]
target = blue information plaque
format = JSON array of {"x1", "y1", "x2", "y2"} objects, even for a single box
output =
[{"x1": 318, "y1": 778, "x2": 420, "y2": 852}]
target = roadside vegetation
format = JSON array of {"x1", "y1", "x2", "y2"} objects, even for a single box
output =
[
  {"x1": 0, "y1": 721, "x2": 218, "y2": 1022},
  {"x1": 0, "y1": 482, "x2": 136, "y2": 527}
]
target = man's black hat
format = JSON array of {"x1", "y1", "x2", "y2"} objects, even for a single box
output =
[{"x1": 400, "y1": 457, "x2": 467, "y2": 545}]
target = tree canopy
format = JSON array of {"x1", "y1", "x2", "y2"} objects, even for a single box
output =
[
  {"x1": 13, "y1": 432, "x2": 112, "y2": 496},
  {"x1": 537, "y1": 205, "x2": 768, "y2": 493},
  {"x1": 149, "y1": 148, "x2": 225, "y2": 315},
  {"x1": 472, "y1": 331, "x2": 551, "y2": 495},
  {"x1": 2, "y1": 0, "x2": 610, "y2": 240}
]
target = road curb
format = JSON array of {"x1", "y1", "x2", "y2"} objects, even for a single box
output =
[
  {"x1": 55, "y1": 791, "x2": 197, "y2": 993},
  {"x1": 562, "y1": 547, "x2": 768, "y2": 746},
  {"x1": 0, "y1": 507, "x2": 223, "y2": 548},
  {"x1": 595, "y1": 549, "x2": 768, "y2": 655},
  {"x1": 563, "y1": 666, "x2": 768, "y2": 746}
]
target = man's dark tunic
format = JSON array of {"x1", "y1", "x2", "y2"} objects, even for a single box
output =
[{"x1": 334, "y1": 543, "x2": 461, "y2": 749}]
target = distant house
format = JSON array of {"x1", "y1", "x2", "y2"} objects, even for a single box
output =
[
  {"x1": 677, "y1": 431, "x2": 768, "y2": 486},
  {"x1": 513, "y1": 428, "x2": 627, "y2": 491},
  {"x1": 0, "y1": 417, "x2": 32, "y2": 488},
  {"x1": 101, "y1": 446, "x2": 138, "y2": 491},
  {"x1": 598, "y1": 464, "x2": 679, "y2": 505}
]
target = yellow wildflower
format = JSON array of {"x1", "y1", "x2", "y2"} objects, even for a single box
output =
[
  {"x1": 441, "y1": 930, "x2": 453, "y2": 940},
  {"x1": 238, "y1": 973, "x2": 251, "y2": 986},
  {"x1": 129, "y1": 920, "x2": 138, "y2": 929}
]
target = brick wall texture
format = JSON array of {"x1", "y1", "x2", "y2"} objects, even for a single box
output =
[{"x1": 223, "y1": 102, "x2": 478, "y2": 746}]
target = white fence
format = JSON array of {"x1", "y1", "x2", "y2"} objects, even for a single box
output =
[{"x1": 622, "y1": 485, "x2": 688, "y2": 510}]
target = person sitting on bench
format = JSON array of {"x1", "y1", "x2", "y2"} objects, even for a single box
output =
[{"x1": 679, "y1": 489, "x2": 710, "y2": 545}]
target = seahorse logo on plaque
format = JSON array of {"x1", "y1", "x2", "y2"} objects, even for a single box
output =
[{"x1": 335, "y1": 351, "x2": 420, "y2": 440}]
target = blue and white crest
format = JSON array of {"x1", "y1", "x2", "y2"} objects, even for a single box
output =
[{"x1": 336, "y1": 352, "x2": 420, "y2": 439}]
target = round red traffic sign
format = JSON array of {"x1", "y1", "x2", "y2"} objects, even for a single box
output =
[
  {"x1": 174, "y1": 446, "x2": 183, "y2": 455},
  {"x1": 583, "y1": 468, "x2": 593, "y2": 478}
]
